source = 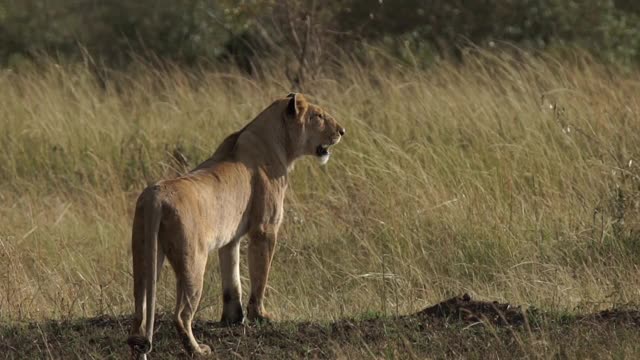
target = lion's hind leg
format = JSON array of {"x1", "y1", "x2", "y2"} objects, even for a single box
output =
[{"x1": 171, "y1": 251, "x2": 211, "y2": 356}]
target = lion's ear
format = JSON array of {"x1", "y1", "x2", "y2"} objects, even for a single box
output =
[{"x1": 287, "y1": 93, "x2": 308, "y2": 119}]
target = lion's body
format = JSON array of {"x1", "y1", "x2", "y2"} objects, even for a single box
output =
[
  {"x1": 127, "y1": 94, "x2": 344, "y2": 358},
  {"x1": 145, "y1": 162, "x2": 255, "y2": 253}
]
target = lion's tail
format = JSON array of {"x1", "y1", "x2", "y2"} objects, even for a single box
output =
[{"x1": 127, "y1": 186, "x2": 162, "y2": 356}]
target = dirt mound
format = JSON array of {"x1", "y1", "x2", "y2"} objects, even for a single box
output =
[{"x1": 414, "y1": 293, "x2": 528, "y2": 326}]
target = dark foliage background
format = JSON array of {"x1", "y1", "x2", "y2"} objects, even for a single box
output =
[{"x1": 2, "y1": 0, "x2": 640, "y2": 69}]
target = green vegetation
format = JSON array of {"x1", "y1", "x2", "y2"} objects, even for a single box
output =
[{"x1": 3, "y1": 1, "x2": 640, "y2": 68}]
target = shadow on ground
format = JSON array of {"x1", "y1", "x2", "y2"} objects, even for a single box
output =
[{"x1": 2, "y1": 295, "x2": 640, "y2": 359}]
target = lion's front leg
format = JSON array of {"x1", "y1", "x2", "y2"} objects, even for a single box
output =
[
  {"x1": 246, "y1": 226, "x2": 277, "y2": 322},
  {"x1": 219, "y1": 239, "x2": 244, "y2": 325}
]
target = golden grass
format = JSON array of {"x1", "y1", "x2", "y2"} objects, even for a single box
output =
[{"x1": 1, "y1": 49, "x2": 639, "y2": 323}]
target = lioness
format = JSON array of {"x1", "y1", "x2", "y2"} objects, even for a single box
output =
[{"x1": 127, "y1": 93, "x2": 345, "y2": 358}]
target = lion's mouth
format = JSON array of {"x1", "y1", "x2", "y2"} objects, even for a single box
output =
[
  {"x1": 316, "y1": 136, "x2": 341, "y2": 158},
  {"x1": 316, "y1": 144, "x2": 331, "y2": 157}
]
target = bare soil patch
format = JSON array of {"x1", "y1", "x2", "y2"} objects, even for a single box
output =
[{"x1": 2, "y1": 295, "x2": 639, "y2": 359}]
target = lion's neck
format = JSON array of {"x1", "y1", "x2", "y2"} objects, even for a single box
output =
[
  {"x1": 235, "y1": 122, "x2": 293, "y2": 179},
  {"x1": 198, "y1": 102, "x2": 299, "y2": 180}
]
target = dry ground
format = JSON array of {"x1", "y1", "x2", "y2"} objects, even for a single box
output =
[{"x1": 3, "y1": 295, "x2": 640, "y2": 359}]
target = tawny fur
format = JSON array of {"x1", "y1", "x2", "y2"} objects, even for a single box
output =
[{"x1": 127, "y1": 94, "x2": 344, "y2": 358}]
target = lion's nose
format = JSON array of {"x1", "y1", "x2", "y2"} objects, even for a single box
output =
[{"x1": 338, "y1": 127, "x2": 346, "y2": 136}]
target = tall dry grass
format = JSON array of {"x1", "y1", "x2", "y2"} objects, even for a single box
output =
[{"x1": 1, "y1": 49, "x2": 640, "y2": 323}]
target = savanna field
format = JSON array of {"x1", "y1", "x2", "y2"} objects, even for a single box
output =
[{"x1": 1, "y1": 50, "x2": 640, "y2": 358}]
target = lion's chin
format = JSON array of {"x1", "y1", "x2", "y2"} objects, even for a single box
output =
[
  {"x1": 317, "y1": 154, "x2": 330, "y2": 165},
  {"x1": 315, "y1": 144, "x2": 331, "y2": 165}
]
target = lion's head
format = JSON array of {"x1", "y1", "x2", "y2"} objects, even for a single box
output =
[{"x1": 284, "y1": 93, "x2": 345, "y2": 165}]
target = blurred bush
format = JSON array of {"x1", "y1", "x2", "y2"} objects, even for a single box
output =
[{"x1": 1, "y1": 0, "x2": 640, "y2": 69}]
